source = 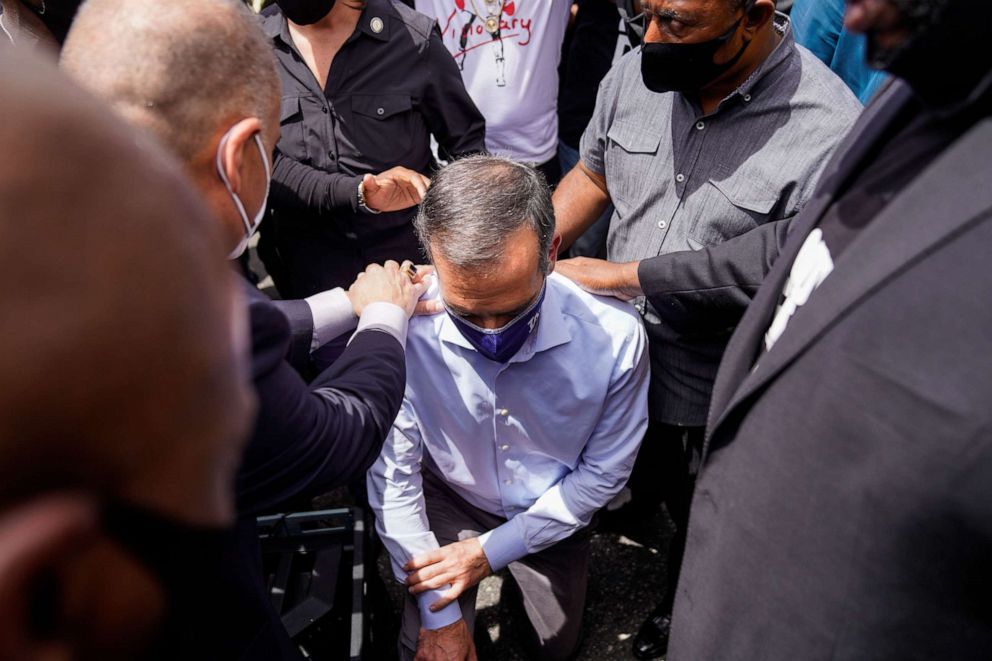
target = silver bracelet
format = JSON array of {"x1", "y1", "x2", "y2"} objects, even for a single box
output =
[{"x1": 357, "y1": 179, "x2": 381, "y2": 215}]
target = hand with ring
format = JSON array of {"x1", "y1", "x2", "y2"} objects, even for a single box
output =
[{"x1": 347, "y1": 260, "x2": 429, "y2": 318}]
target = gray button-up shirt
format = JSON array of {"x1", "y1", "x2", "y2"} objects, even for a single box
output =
[{"x1": 581, "y1": 14, "x2": 861, "y2": 425}]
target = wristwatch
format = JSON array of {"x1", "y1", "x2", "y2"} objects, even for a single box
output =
[{"x1": 357, "y1": 179, "x2": 381, "y2": 215}]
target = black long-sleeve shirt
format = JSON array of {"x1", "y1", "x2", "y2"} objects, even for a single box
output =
[{"x1": 261, "y1": 1, "x2": 485, "y2": 240}]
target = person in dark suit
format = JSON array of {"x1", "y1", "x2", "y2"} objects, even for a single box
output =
[
  {"x1": 557, "y1": 0, "x2": 992, "y2": 657},
  {"x1": 62, "y1": 1, "x2": 429, "y2": 658},
  {"x1": 0, "y1": 50, "x2": 255, "y2": 660}
]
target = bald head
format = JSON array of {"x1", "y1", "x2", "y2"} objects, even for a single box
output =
[
  {"x1": 61, "y1": 0, "x2": 279, "y2": 165},
  {"x1": 0, "y1": 50, "x2": 252, "y2": 524}
]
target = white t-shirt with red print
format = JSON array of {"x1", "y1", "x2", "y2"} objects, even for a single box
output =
[{"x1": 415, "y1": 0, "x2": 572, "y2": 164}]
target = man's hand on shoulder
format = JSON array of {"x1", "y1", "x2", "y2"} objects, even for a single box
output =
[
  {"x1": 362, "y1": 167, "x2": 431, "y2": 213},
  {"x1": 405, "y1": 537, "x2": 492, "y2": 610},
  {"x1": 415, "y1": 619, "x2": 477, "y2": 661},
  {"x1": 411, "y1": 264, "x2": 444, "y2": 316},
  {"x1": 555, "y1": 257, "x2": 643, "y2": 301},
  {"x1": 347, "y1": 260, "x2": 428, "y2": 318}
]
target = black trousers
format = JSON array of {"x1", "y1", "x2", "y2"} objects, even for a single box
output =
[{"x1": 628, "y1": 420, "x2": 706, "y2": 613}]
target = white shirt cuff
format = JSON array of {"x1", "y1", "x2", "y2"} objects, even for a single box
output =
[
  {"x1": 304, "y1": 288, "x2": 357, "y2": 351},
  {"x1": 352, "y1": 302, "x2": 408, "y2": 348},
  {"x1": 417, "y1": 588, "x2": 463, "y2": 630},
  {"x1": 477, "y1": 521, "x2": 529, "y2": 572}
]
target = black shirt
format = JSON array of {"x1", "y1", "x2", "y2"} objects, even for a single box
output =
[
  {"x1": 557, "y1": 0, "x2": 621, "y2": 149},
  {"x1": 259, "y1": 0, "x2": 485, "y2": 294}
]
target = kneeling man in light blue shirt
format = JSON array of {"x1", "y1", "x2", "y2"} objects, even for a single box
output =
[{"x1": 368, "y1": 155, "x2": 649, "y2": 660}]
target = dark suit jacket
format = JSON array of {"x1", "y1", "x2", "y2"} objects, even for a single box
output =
[
  {"x1": 653, "y1": 82, "x2": 992, "y2": 659},
  {"x1": 210, "y1": 283, "x2": 406, "y2": 661}
]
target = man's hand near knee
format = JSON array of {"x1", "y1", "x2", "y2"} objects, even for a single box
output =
[
  {"x1": 405, "y1": 538, "x2": 492, "y2": 610},
  {"x1": 414, "y1": 619, "x2": 477, "y2": 661}
]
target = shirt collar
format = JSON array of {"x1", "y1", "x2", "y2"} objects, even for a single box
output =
[
  {"x1": 725, "y1": 11, "x2": 795, "y2": 105},
  {"x1": 355, "y1": 0, "x2": 393, "y2": 42},
  {"x1": 437, "y1": 277, "x2": 572, "y2": 363},
  {"x1": 262, "y1": 0, "x2": 393, "y2": 45}
]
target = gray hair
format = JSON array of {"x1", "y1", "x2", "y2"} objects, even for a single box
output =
[
  {"x1": 61, "y1": 0, "x2": 280, "y2": 164},
  {"x1": 414, "y1": 155, "x2": 556, "y2": 274}
]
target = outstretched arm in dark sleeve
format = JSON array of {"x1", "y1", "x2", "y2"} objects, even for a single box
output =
[
  {"x1": 639, "y1": 218, "x2": 793, "y2": 334},
  {"x1": 270, "y1": 149, "x2": 361, "y2": 216},
  {"x1": 556, "y1": 218, "x2": 792, "y2": 335},
  {"x1": 237, "y1": 326, "x2": 406, "y2": 515}
]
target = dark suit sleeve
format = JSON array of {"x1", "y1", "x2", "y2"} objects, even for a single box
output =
[
  {"x1": 422, "y1": 23, "x2": 487, "y2": 161},
  {"x1": 237, "y1": 296, "x2": 405, "y2": 515},
  {"x1": 639, "y1": 218, "x2": 792, "y2": 336},
  {"x1": 269, "y1": 298, "x2": 315, "y2": 372}
]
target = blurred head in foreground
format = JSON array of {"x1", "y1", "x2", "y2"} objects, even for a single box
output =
[{"x1": 0, "y1": 50, "x2": 253, "y2": 659}]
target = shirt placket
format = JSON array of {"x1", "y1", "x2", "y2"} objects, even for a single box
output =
[
  {"x1": 324, "y1": 34, "x2": 360, "y2": 173},
  {"x1": 641, "y1": 104, "x2": 708, "y2": 261},
  {"x1": 666, "y1": 106, "x2": 709, "y2": 249},
  {"x1": 280, "y1": 36, "x2": 339, "y2": 174},
  {"x1": 491, "y1": 364, "x2": 518, "y2": 518}
]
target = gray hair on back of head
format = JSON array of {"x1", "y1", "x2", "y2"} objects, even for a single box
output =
[
  {"x1": 414, "y1": 155, "x2": 556, "y2": 275},
  {"x1": 61, "y1": 0, "x2": 279, "y2": 164}
]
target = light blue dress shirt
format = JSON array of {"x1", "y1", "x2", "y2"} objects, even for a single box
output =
[{"x1": 368, "y1": 273, "x2": 650, "y2": 629}]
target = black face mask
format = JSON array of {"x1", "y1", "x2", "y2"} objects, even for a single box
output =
[
  {"x1": 640, "y1": 15, "x2": 751, "y2": 94},
  {"x1": 275, "y1": 0, "x2": 337, "y2": 26},
  {"x1": 864, "y1": 0, "x2": 941, "y2": 70},
  {"x1": 102, "y1": 501, "x2": 242, "y2": 660},
  {"x1": 864, "y1": 0, "x2": 992, "y2": 111}
]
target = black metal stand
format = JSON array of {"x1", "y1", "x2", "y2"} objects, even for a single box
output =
[{"x1": 258, "y1": 507, "x2": 366, "y2": 660}]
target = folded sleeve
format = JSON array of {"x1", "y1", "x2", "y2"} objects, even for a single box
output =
[{"x1": 367, "y1": 401, "x2": 464, "y2": 630}]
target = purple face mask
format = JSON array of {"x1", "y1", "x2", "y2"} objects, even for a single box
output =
[{"x1": 445, "y1": 282, "x2": 546, "y2": 363}]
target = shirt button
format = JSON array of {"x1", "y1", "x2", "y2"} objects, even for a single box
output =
[
  {"x1": 500, "y1": 444, "x2": 510, "y2": 451},
  {"x1": 498, "y1": 408, "x2": 509, "y2": 417},
  {"x1": 695, "y1": 121, "x2": 705, "y2": 130},
  {"x1": 676, "y1": 173, "x2": 685, "y2": 183},
  {"x1": 743, "y1": 94, "x2": 752, "y2": 102},
  {"x1": 376, "y1": 107, "x2": 385, "y2": 116},
  {"x1": 321, "y1": 106, "x2": 328, "y2": 113},
  {"x1": 504, "y1": 479, "x2": 513, "y2": 485},
  {"x1": 657, "y1": 220, "x2": 667, "y2": 229}
]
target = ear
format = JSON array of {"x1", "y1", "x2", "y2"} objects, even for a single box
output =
[
  {"x1": 217, "y1": 117, "x2": 264, "y2": 197},
  {"x1": 548, "y1": 233, "x2": 563, "y2": 271},
  {"x1": 744, "y1": 0, "x2": 776, "y2": 34},
  {"x1": 0, "y1": 494, "x2": 97, "y2": 660}
]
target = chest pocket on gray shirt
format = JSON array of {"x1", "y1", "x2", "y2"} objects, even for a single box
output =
[
  {"x1": 689, "y1": 171, "x2": 781, "y2": 248},
  {"x1": 348, "y1": 94, "x2": 415, "y2": 169},
  {"x1": 605, "y1": 120, "x2": 665, "y2": 211},
  {"x1": 278, "y1": 97, "x2": 309, "y2": 164}
]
